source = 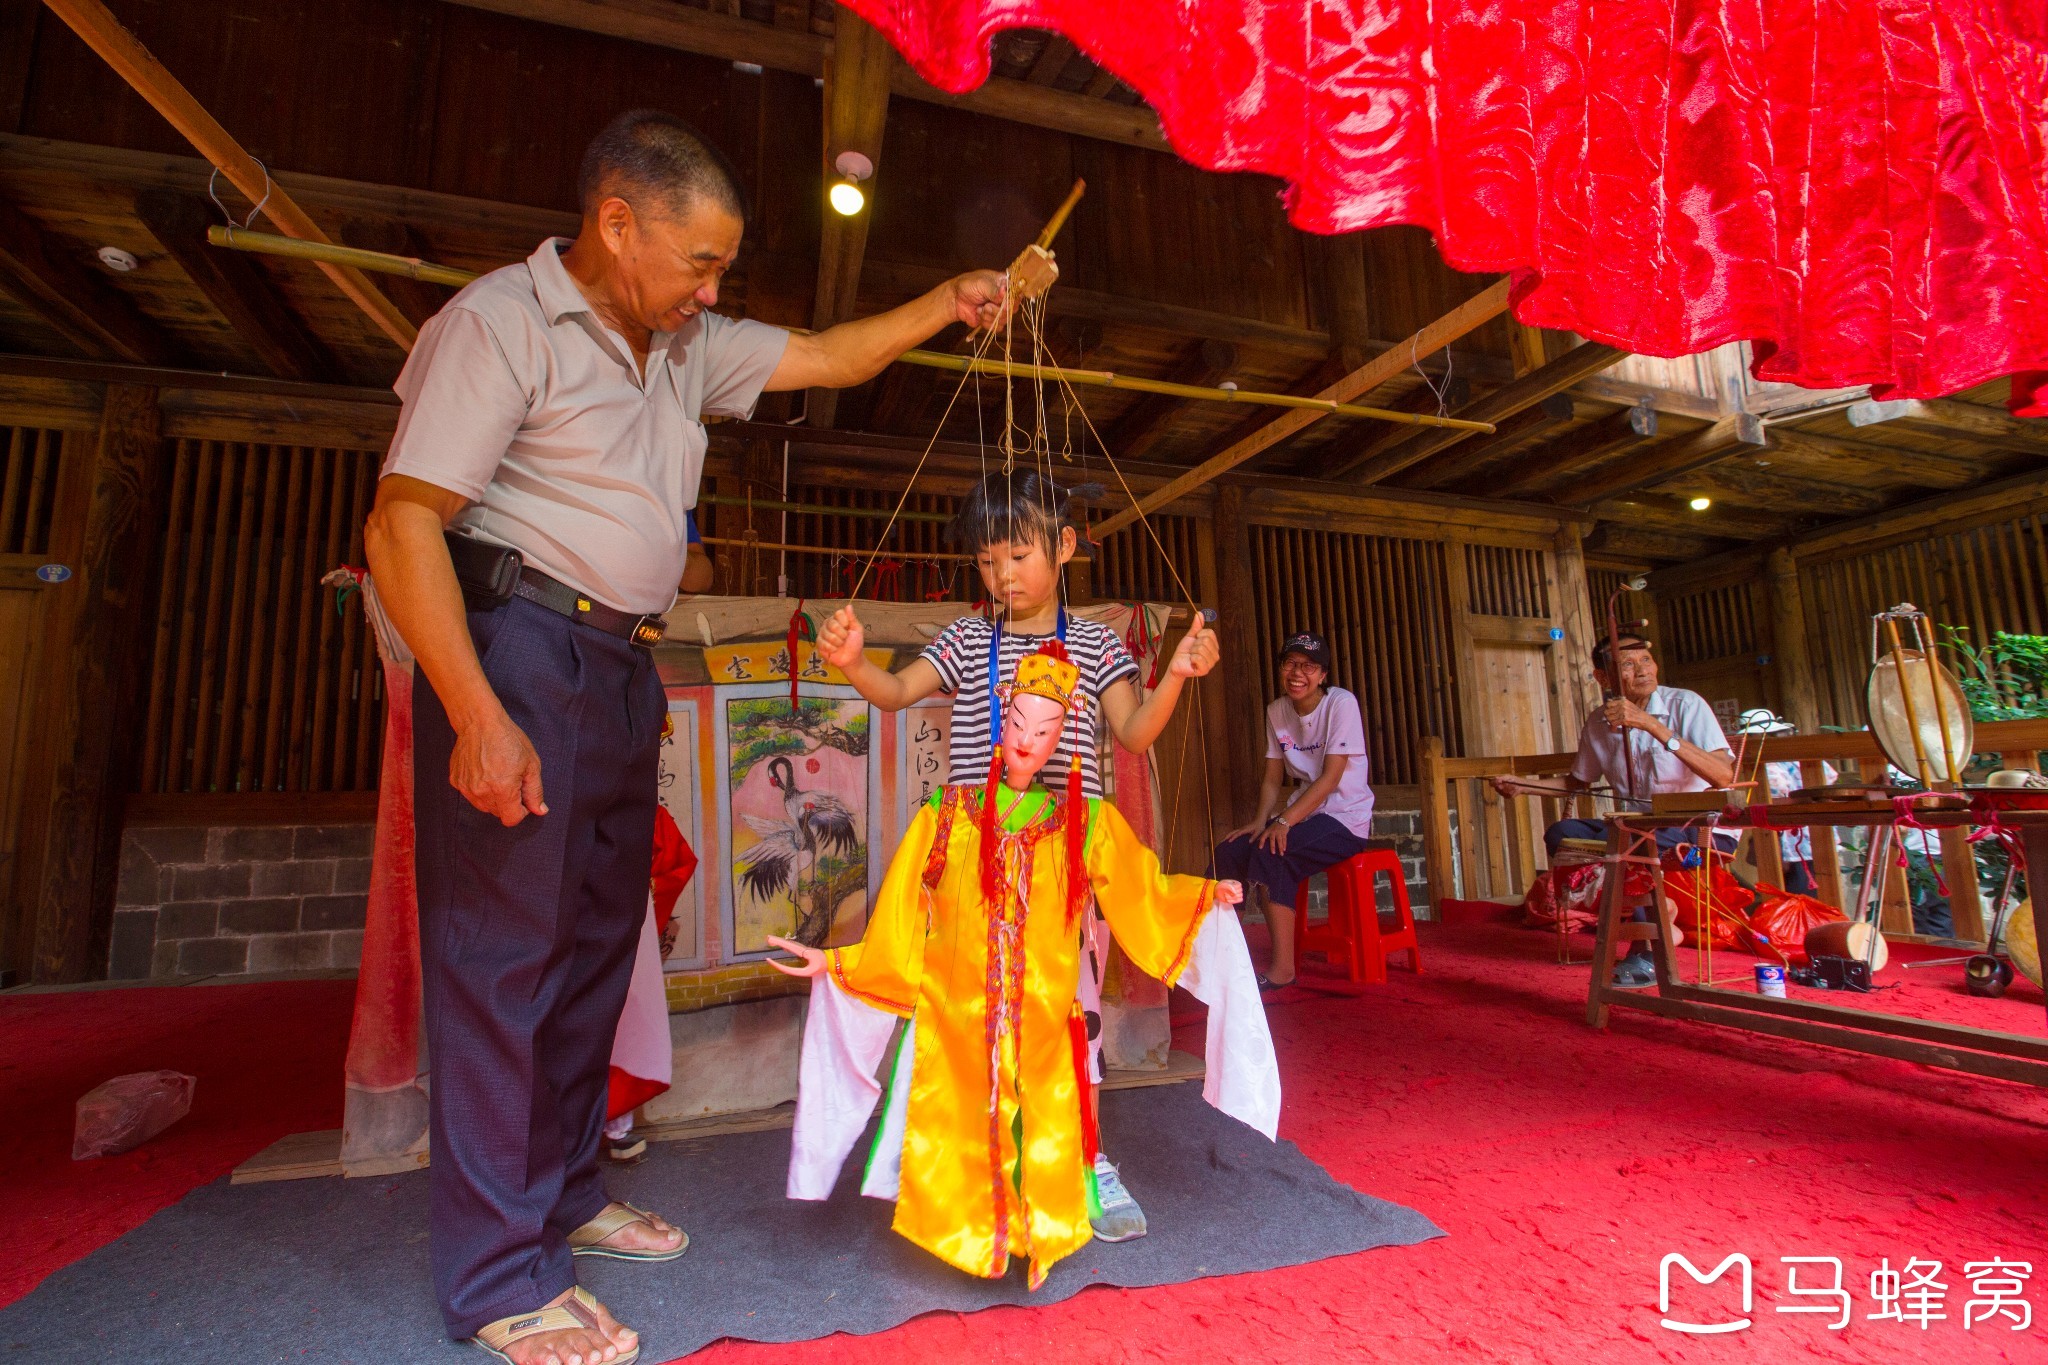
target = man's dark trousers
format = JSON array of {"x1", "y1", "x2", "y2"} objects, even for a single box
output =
[{"x1": 413, "y1": 594, "x2": 663, "y2": 1337}]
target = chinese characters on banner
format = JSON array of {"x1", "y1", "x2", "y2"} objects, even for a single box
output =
[{"x1": 906, "y1": 701, "x2": 952, "y2": 811}]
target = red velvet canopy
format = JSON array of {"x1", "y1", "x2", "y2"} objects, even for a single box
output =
[{"x1": 851, "y1": 0, "x2": 2048, "y2": 413}]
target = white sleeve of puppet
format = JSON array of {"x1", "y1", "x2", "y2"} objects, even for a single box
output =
[
  {"x1": 786, "y1": 972, "x2": 901, "y2": 1200},
  {"x1": 1172, "y1": 908, "x2": 1281, "y2": 1140}
]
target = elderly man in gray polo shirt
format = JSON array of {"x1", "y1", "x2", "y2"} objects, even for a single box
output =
[
  {"x1": 363, "y1": 109, "x2": 1008, "y2": 1365},
  {"x1": 1492, "y1": 632, "x2": 1737, "y2": 988}
]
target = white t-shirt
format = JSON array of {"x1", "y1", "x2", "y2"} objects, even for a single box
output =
[
  {"x1": 1265, "y1": 686, "x2": 1375, "y2": 837},
  {"x1": 1570, "y1": 685, "x2": 1730, "y2": 795}
]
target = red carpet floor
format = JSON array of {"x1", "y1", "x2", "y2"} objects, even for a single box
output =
[{"x1": 6, "y1": 924, "x2": 2048, "y2": 1364}]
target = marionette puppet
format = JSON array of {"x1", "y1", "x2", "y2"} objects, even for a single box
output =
[{"x1": 767, "y1": 644, "x2": 1279, "y2": 1288}]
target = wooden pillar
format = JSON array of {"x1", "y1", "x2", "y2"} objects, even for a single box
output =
[
  {"x1": 23, "y1": 385, "x2": 165, "y2": 982},
  {"x1": 1550, "y1": 523, "x2": 1601, "y2": 750},
  {"x1": 1210, "y1": 485, "x2": 1262, "y2": 822},
  {"x1": 1419, "y1": 735, "x2": 1455, "y2": 914},
  {"x1": 1767, "y1": 547, "x2": 1820, "y2": 733}
]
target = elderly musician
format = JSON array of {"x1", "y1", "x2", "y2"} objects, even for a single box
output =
[{"x1": 1490, "y1": 632, "x2": 1735, "y2": 988}]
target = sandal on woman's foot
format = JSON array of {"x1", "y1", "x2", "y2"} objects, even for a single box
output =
[
  {"x1": 1255, "y1": 975, "x2": 1291, "y2": 993},
  {"x1": 568, "y1": 1201, "x2": 689, "y2": 1263},
  {"x1": 472, "y1": 1287, "x2": 638, "y2": 1365}
]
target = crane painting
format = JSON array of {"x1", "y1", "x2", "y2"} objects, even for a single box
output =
[{"x1": 725, "y1": 694, "x2": 873, "y2": 955}]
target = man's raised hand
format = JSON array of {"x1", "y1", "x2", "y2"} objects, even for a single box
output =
[
  {"x1": 817, "y1": 605, "x2": 866, "y2": 671},
  {"x1": 764, "y1": 935, "x2": 825, "y2": 978}
]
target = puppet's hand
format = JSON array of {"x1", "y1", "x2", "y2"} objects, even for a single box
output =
[
  {"x1": 817, "y1": 606, "x2": 865, "y2": 670},
  {"x1": 764, "y1": 935, "x2": 826, "y2": 978},
  {"x1": 1169, "y1": 623, "x2": 1219, "y2": 678},
  {"x1": 1213, "y1": 880, "x2": 1244, "y2": 906}
]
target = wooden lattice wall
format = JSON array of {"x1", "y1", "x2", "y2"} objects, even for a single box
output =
[
  {"x1": 1801, "y1": 509, "x2": 2048, "y2": 729},
  {"x1": 1245, "y1": 524, "x2": 1462, "y2": 784},
  {"x1": 136, "y1": 440, "x2": 384, "y2": 795}
]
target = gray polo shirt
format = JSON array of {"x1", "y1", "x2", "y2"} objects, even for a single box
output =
[
  {"x1": 1570, "y1": 685, "x2": 1731, "y2": 794},
  {"x1": 382, "y1": 237, "x2": 788, "y2": 614}
]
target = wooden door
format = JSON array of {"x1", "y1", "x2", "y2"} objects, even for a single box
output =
[
  {"x1": 0, "y1": 560, "x2": 50, "y2": 973},
  {"x1": 1467, "y1": 637, "x2": 1559, "y2": 894}
]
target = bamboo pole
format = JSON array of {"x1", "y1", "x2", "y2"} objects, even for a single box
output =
[
  {"x1": 204, "y1": 225, "x2": 1496, "y2": 433},
  {"x1": 702, "y1": 536, "x2": 973, "y2": 560},
  {"x1": 1035, "y1": 179, "x2": 1086, "y2": 249},
  {"x1": 46, "y1": 0, "x2": 417, "y2": 351}
]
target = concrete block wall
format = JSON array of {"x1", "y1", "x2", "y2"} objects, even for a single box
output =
[
  {"x1": 1297, "y1": 808, "x2": 1431, "y2": 919},
  {"x1": 110, "y1": 824, "x2": 373, "y2": 979}
]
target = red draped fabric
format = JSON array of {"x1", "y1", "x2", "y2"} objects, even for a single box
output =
[{"x1": 850, "y1": 0, "x2": 2048, "y2": 412}]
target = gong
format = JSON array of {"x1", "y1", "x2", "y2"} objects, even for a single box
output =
[{"x1": 1864, "y1": 647, "x2": 1973, "y2": 786}]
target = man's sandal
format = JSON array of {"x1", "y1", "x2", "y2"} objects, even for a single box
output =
[
  {"x1": 471, "y1": 1287, "x2": 638, "y2": 1365},
  {"x1": 568, "y1": 1201, "x2": 689, "y2": 1263}
]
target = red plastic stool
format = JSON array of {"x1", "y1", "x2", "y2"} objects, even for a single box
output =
[{"x1": 1292, "y1": 848, "x2": 1424, "y2": 984}]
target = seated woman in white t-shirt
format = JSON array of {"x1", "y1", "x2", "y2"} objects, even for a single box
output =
[{"x1": 1212, "y1": 632, "x2": 1376, "y2": 990}]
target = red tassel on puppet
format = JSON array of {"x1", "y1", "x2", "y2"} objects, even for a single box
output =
[{"x1": 979, "y1": 744, "x2": 1006, "y2": 909}]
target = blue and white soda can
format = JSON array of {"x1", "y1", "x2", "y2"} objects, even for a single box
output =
[{"x1": 1755, "y1": 964, "x2": 1787, "y2": 998}]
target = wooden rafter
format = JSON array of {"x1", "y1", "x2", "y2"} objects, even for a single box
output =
[
  {"x1": 808, "y1": 5, "x2": 893, "y2": 429},
  {"x1": 1678, "y1": 459, "x2": 1890, "y2": 516},
  {"x1": 434, "y1": 0, "x2": 1171, "y2": 152},
  {"x1": 1326, "y1": 340, "x2": 1625, "y2": 484},
  {"x1": 1391, "y1": 393, "x2": 1573, "y2": 490},
  {"x1": 1478, "y1": 402, "x2": 1657, "y2": 499},
  {"x1": 134, "y1": 190, "x2": 333, "y2": 382},
  {"x1": 1562, "y1": 414, "x2": 1765, "y2": 507},
  {"x1": 1847, "y1": 396, "x2": 2048, "y2": 453},
  {"x1": 1089, "y1": 279, "x2": 1512, "y2": 539},
  {"x1": 42, "y1": 0, "x2": 419, "y2": 352},
  {"x1": 0, "y1": 195, "x2": 175, "y2": 365}
]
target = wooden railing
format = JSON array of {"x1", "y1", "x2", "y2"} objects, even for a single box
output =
[{"x1": 1420, "y1": 720, "x2": 2048, "y2": 941}]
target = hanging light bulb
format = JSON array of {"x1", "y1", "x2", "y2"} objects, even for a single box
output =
[
  {"x1": 829, "y1": 151, "x2": 872, "y2": 217},
  {"x1": 1689, "y1": 495, "x2": 1712, "y2": 511}
]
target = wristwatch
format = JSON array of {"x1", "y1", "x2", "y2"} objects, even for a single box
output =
[
  {"x1": 1662, "y1": 733, "x2": 1683, "y2": 753},
  {"x1": 1267, "y1": 814, "x2": 1290, "y2": 828}
]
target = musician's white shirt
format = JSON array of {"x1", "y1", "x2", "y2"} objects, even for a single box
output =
[{"x1": 1570, "y1": 685, "x2": 1730, "y2": 796}]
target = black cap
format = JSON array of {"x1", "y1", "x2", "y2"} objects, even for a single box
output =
[{"x1": 1279, "y1": 632, "x2": 1332, "y2": 672}]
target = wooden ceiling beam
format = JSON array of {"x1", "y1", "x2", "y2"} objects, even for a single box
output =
[
  {"x1": 435, "y1": 0, "x2": 1170, "y2": 151},
  {"x1": 1089, "y1": 279, "x2": 1512, "y2": 538},
  {"x1": 1755, "y1": 426, "x2": 1986, "y2": 490},
  {"x1": 0, "y1": 196, "x2": 175, "y2": 365},
  {"x1": 1585, "y1": 521, "x2": 1727, "y2": 563},
  {"x1": 1847, "y1": 396, "x2": 2048, "y2": 454},
  {"x1": 1476, "y1": 400, "x2": 1656, "y2": 498},
  {"x1": 1326, "y1": 340, "x2": 1625, "y2": 485},
  {"x1": 134, "y1": 189, "x2": 334, "y2": 382},
  {"x1": 808, "y1": 5, "x2": 893, "y2": 430},
  {"x1": 1593, "y1": 492, "x2": 1792, "y2": 541},
  {"x1": 1025, "y1": 33, "x2": 1075, "y2": 84},
  {"x1": 43, "y1": 0, "x2": 418, "y2": 351},
  {"x1": 1098, "y1": 337, "x2": 1237, "y2": 458},
  {"x1": 1671, "y1": 459, "x2": 1892, "y2": 516},
  {"x1": 1390, "y1": 393, "x2": 1573, "y2": 491},
  {"x1": 1561, "y1": 413, "x2": 1765, "y2": 507}
]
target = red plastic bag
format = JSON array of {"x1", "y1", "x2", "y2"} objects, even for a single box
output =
[
  {"x1": 1742, "y1": 891, "x2": 1846, "y2": 965},
  {"x1": 1661, "y1": 858, "x2": 1757, "y2": 950},
  {"x1": 1522, "y1": 863, "x2": 1606, "y2": 933},
  {"x1": 73, "y1": 1070, "x2": 196, "y2": 1160}
]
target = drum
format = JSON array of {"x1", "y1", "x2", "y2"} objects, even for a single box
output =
[
  {"x1": 1803, "y1": 920, "x2": 1889, "y2": 973},
  {"x1": 1863, "y1": 647, "x2": 1973, "y2": 785}
]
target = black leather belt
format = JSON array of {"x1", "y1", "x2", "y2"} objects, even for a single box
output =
[{"x1": 513, "y1": 567, "x2": 667, "y2": 649}]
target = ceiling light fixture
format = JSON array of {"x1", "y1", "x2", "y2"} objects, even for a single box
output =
[
  {"x1": 829, "y1": 151, "x2": 872, "y2": 217},
  {"x1": 1689, "y1": 495, "x2": 1712, "y2": 511},
  {"x1": 97, "y1": 245, "x2": 139, "y2": 272}
]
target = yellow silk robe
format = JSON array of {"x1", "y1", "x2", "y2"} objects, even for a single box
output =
[{"x1": 824, "y1": 785, "x2": 1217, "y2": 1287}]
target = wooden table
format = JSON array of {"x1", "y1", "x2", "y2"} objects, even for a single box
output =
[{"x1": 1584, "y1": 793, "x2": 2048, "y2": 1087}]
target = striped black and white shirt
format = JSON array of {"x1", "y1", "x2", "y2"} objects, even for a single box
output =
[{"x1": 919, "y1": 614, "x2": 1140, "y2": 797}]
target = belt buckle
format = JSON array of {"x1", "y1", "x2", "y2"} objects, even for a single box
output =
[{"x1": 631, "y1": 617, "x2": 665, "y2": 648}]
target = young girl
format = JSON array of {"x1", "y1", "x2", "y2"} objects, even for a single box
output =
[{"x1": 816, "y1": 471, "x2": 1219, "y2": 1242}]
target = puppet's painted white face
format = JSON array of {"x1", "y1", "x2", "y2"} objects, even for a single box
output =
[{"x1": 1001, "y1": 691, "x2": 1066, "y2": 785}]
